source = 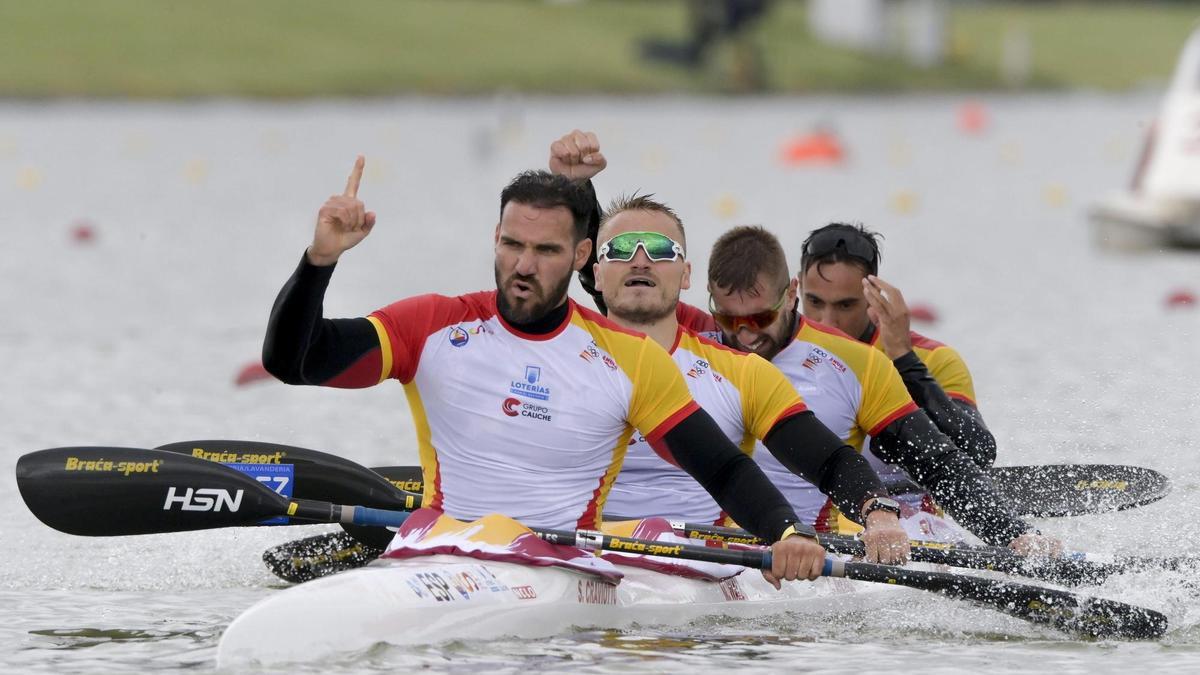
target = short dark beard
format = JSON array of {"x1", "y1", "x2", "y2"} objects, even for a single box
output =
[
  {"x1": 495, "y1": 264, "x2": 573, "y2": 325},
  {"x1": 606, "y1": 292, "x2": 676, "y2": 327}
]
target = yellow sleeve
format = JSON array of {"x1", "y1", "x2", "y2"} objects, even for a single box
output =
[
  {"x1": 626, "y1": 339, "x2": 701, "y2": 443},
  {"x1": 740, "y1": 353, "x2": 809, "y2": 440},
  {"x1": 922, "y1": 345, "x2": 977, "y2": 404},
  {"x1": 858, "y1": 349, "x2": 920, "y2": 436}
]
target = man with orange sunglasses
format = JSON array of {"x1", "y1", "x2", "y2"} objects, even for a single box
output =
[{"x1": 554, "y1": 130, "x2": 1059, "y2": 555}]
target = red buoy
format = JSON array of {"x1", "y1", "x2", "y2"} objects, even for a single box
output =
[
  {"x1": 1165, "y1": 289, "x2": 1196, "y2": 308},
  {"x1": 70, "y1": 220, "x2": 97, "y2": 244},
  {"x1": 957, "y1": 101, "x2": 989, "y2": 135},
  {"x1": 909, "y1": 303, "x2": 939, "y2": 324},
  {"x1": 234, "y1": 361, "x2": 274, "y2": 387},
  {"x1": 779, "y1": 130, "x2": 845, "y2": 165}
]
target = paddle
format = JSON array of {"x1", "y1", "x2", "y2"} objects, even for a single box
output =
[
  {"x1": 153, "y1": 440, "x2": 421, "y2": 547},
  {"x1": 15, "y1": 447, "x2": 416, "y2": 536},
  {"x1": 159, "y1": 440, "x2": 1187, "y2": 588},
  {"x1": 15, "y1": 446, "x2": 1169, "y2": 640},
  {"x1": 883, "y1": 463, "x2": 1170, "y2": 517}
]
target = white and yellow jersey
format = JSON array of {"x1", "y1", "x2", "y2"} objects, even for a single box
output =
[
  {"x1": 750, "y1": 317, "x2": 917, "y2": 528},
  {"x1": 605, "y1": 328, "x2": 808, "y2": 523},
  {"x1": 368, "y1": 291, "x2": 699, "y2": 531}
]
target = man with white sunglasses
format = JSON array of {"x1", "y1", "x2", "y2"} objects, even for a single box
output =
[
  {"x1": 553, "y1": 130, "x2": 1060, "y2": 556},
  {"x1": 262, "y1": 156, "x2": 836, "y2": 587},
  {"x1": 582, "y1": 190, "x2": 912, "y2": 564}
]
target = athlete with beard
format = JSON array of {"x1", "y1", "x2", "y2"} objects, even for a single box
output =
[
  {"x1": 553, "y1": 130, "x2": 1058, "y2": 555},
  {"x1": 262, "y1": 156, "x2": 831, "y2": 587},
  {"x1": 583, "y1": 192, "x2": 910, "y2": 564}
]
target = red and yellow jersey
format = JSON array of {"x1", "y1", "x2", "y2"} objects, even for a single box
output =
[
  {"x1": 678, "y1": 304, "x2": 917, "y2": 527},
  {"x1": 866, "y1": 329, "x2": 977, "y2": 405},
  {"x1": 605, "y1": 327, "x2": 808, "y2": 523},
  {"x1": 367, "y1": 291, "x2": 698, "y2": 530}
]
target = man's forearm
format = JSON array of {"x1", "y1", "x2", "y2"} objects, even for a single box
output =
[
  {"x1": 892, "y1": 351, "x2": 997, "y2": 468},
  {"x1": 762, "y1": 411, "x2": 888, "y2": 524}
]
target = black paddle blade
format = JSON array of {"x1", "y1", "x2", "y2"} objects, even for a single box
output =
[
  {"x1": 16, "y1": 447, "x2": 288, "y2": 536},
  {"x1": 262, "y1": 531, "x2": 384, "y2": 583},
  {"x1": 992, "y1": 464, "x2": 1171, "y2": 517},
  {"x1": 157, "y1": 441, "x2": 422, "y2": 548},
  {"x1": 842, "y1": 562, "x2": 1168, "y2": 640}
]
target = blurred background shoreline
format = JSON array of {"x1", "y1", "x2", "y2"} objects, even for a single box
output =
[{"x1": 2, "y1": 0, "x2": 1197, "y2": 100}]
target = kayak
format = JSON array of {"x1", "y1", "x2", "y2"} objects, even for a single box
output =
[{"x1": 216, "y1": 553, "x2": 908, "y2": 667}]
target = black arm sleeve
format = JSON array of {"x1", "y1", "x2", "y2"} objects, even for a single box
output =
[
  {"x1": 761, "y1": 411, "x2": 888, "y2": 525},
  {"x1": 870, "y1": 411, "x2": 1030, "y2": 546},
  {"x1": 262, "y1": 252, "x2": 381, "y2": 386},
  {"x1": 660, "y1": 409, "x2": 813, "y2": 542},
  {"x1": 893, "y1": 351, "x2": 997, "y2": 469},
  {"x1": 573, "y1": 179, "x2": 607, "y2": 315}
]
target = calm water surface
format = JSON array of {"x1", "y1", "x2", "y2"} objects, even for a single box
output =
[{"x1": 1, "y1": 95, "x2": 1197, "y2": 672}]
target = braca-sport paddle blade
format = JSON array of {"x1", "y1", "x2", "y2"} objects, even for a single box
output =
[
  {"x1": 157, "y1": 440, "x2": 422, "y2": 547},
  {"x1": 991, "y1": 464, "x2": 1170, "y2": 517},
  {"x1": 16, "y1": 447, "x2": 290, "y2": 536}
]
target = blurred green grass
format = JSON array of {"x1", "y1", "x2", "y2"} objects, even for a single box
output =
[{"x1": 0, "y1": 0, "x2": 1195, "y2": 98}]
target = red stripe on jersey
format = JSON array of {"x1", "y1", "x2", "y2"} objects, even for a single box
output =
[
  {"x1": 948, "y1": 391, "x2": 977, "y2": 406},
  {"x1": 767, "y1": 402, "x2": 811, "y2": 431},
  {"x1": 676, "y1": 302, "x2": 718, "y2": 333},
  {"x1": 866, "y1": 402, "x2": 920, "y2": 437},
  {"x1": 644, "y1": 400, "x2": 702, "y2": 446},
  {"x1": 578, "y1": 472, "x2": 607, "y2": 530},
  {"x1": 324, "y1": 349, "x2": 384, "y2": 388},
  {"x1": 428, "y1": 462, "x2": 444, "y2": 512},
  {"x1": 814, "y1": 498, "x2": 836, "y2": 533},
  {"x1": 371, "y1": 291, "x2": 497, "y2": 383},
  {"x1": 909, "y1": 331, "x2": 947, "y2": 351}
]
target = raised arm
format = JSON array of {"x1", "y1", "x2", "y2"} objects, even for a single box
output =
[{"x1": 262, "y1": 157, "x2": 385, "y2": 388}]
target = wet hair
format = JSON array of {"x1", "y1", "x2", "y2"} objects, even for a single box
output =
[
  {"x1": 499, "y1": 170, "x2": 594, "y2": 242},
  {"x1": 799, "y1": 222, "x2": 882, "y2": 278},
  {"x1": 708, "y1": 225, "x2": 790, "y2": 295},
  {"x1": 598, "y1": 192, "x2": 687, "y2": 251}
]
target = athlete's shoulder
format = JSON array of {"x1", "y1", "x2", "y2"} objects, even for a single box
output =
[
  {"x1": 908, "y1": 329, "x2": 948, "y2": 352},
  {"x1": 571, "y1": 300, "x2": 647, "y2": 339},
  {"x1": 676, "y1": 301, "x2": 718, "y2": 333},
  {"x1": 796, "y1": 317, "x2": 875, "y2": 360},
  {"x1": 372, "y1": 290, "x2": 497, "y2": 324}
]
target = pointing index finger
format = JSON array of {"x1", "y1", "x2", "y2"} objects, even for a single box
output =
[{"x1": 344, "y1": 155, "x2": 365, "y2": 198}]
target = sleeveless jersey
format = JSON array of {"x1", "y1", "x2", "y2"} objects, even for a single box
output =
[
  {"x1": 605, "y1": 327, "x2": 808, "y2": 523},
  {"x1": 368, "y1": 291, "x2": 699, "y2": 531}
]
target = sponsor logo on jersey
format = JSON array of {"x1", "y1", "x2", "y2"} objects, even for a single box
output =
[
  {"x1": 686, "y1": 359, "x2": 710, "y2": 379},
  {"x1": 601, "y1": 355, "x2": 618, "y2": 370},
  {"x1": 510, "y1": 365, "x2": 551, "y2": 400},
  {"x1": 448, "y1": 326, "x2": 469, "y2": 347},
  {"x1": 502, "y1": 396, "x2": 553, "y2": 422},
  {"x1": 579, "y1": 342, "x2": 602, "y2": 363}
]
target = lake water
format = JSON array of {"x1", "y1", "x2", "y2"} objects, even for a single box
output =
[{"x1": 1, "y1": 94, "x2": 1198, "y2": 672}]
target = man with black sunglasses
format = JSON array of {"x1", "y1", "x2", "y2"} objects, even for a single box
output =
[
  {"x1": 799, "y1": 223, "x2": 996, "y2": 472},
  {"x1": 261, "y1": 155, "x2": 833, "y2": 588}
]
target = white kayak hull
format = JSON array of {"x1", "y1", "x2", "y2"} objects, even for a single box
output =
[{"x1": 217, "y1": 554, "x2": 905, "y2": 667}]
